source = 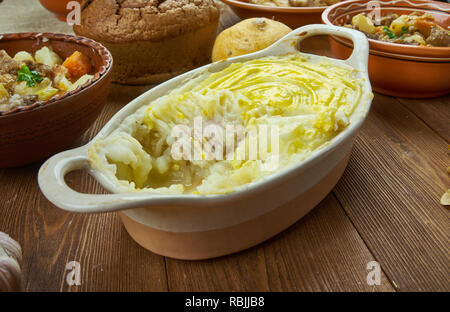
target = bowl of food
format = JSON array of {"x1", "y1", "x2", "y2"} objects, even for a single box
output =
[
  {"x1": 38, "y1": 0, "x2": 82, "y2": 22},
  {"x1": 220, "y1": 0, "x2": 344, "y2": 28},
  {"x1": 322, "y1": 0, "x2": 450, "y2": 98},
  {"x1": 38, "y1": 24, "x2": 372, "y2": 260},
  {"x1": 0, "y1": 33, "x2": 112, "y2": 168}
]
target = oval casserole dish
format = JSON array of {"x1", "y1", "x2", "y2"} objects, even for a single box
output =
[{"x1": 38, "y1": 25, "x2": 373, "y2": 260}]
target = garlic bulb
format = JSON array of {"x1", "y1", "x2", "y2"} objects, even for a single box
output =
[{"x1": 0, "y1": 232, "x2": 22, "y2": 292}]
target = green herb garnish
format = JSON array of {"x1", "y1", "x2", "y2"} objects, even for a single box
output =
[
  {"x1": 17, "y1": 65, "x2": 43, "y2": 87},
  {"x1": 384, "y1": 26, "x2": 396, "y2": 39},
  {"x1": 401, "y1": 26, "x2": 409, "y2": 35}
]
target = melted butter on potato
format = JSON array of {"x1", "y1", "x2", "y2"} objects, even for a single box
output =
[{"x1": 89, "y1": 54, "x2": 367, "y2": 195}]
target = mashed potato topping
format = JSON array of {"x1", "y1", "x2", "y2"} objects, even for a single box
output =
[{"x1": 88, "y1": 54, "x2": 364, "y2": 195}]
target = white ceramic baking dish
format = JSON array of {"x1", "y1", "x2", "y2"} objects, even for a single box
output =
[{"x1": 38, "y1": 24, "x2": 372, "y2": 260}]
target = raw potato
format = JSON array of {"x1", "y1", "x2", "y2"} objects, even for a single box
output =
[{"x1": 212, "y1": 18, "x2": 292, "y2": 62}]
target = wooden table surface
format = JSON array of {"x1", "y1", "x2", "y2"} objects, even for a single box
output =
[{"x1": 0, "y1": 0, "x2": 448, "y2": 292}]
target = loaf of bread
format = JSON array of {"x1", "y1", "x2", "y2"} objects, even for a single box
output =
[{"x1": 74, "y1": 0, "x2": 220, "y2": 84}]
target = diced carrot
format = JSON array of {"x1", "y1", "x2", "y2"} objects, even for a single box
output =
[
  {"x1": 62, "y1": 51, "x2": 92, "y2": 80},
  {"x1": 415, "y1": 19, "x2": 434, "y2": 38}
]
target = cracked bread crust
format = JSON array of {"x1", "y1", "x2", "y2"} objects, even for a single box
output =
[
  {"x1": 73, "y1": 0, "x2": 220, "y2": 84},
  {"x1": 103, "y1": 22, "x2": 218, "y2": 84},
  {"x1": 74, "y1": 0, "x2": 220, "y2": 43}
]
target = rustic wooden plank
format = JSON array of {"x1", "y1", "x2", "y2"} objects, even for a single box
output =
[
  {"x1": 165, "y1": 194, "x2": 394, "y2": 292},
  {"x1": 298, "y1": 36, "x2": 333, "y2": 58},
  {"x1": 28, "y1": 197, "x2": 168, "y2": 292},
  {"x1": 165, "y1": 242, "x2": 270, "y2": 292},
  {"x1": 1, "y1": 0, "x2": 447, "y2": 292},
  {"x1": 333, "y1": 93, "x2": 450, "y2": 291},
  {"x1": 262, "y1": 194, "x2": 394, "y2": 292},
  {"x1": 165, "y1": 4, "x2": 394, "y2": 293},
  {"x1": 397, "y1": 95, "x2": 450, "y2": 142},
  {"x1": 0, "y1": 163, "x2": 43, "y2": 291},
  {"x1": 0, "y1": 85, "x2": 168, "y2": 291},
  {"x1": 0, "y1": 0, "x2": 394, "y2": 292}
]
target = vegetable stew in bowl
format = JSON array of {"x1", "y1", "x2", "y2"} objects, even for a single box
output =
[
  {"x1": 0, "y1": 32, "x2": 112, "y2": 168},
  {"x1": 345, "y1": 11, "x2": 450, "y2": 47},
  {"x1": 0, "y1": 46, "x2": 94, "y2": 112},
  {"x1": 322, "y1": 0, "x2": 450, "y2": 98}
]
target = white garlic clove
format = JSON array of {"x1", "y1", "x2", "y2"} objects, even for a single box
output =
[
  {"x1": 0, "y1": 232, "x2": 22, "y2": 292},
  {"x1": 0, "y1": 233, "x2": 22, "y2": 265}
]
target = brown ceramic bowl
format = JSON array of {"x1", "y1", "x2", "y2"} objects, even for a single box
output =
[
  {"x1": 38, "y1": 0, "x2": 82, "y2": 22},
  {"x1": 322, "y1": 0, "x2": 450, "y2": 98},
  {"x1": 0, "y1": 33, "x2": 112, "y2": 168},
  {"x1": 221, "y1": 0, "x2": 327, "y2": 28}
]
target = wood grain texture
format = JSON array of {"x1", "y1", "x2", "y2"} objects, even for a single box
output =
[
  {"x1": 333, "y1": 94, "x2": 450, "y2": 291},
  {"x1": 263, "y1": 195, "x2": 394, "y2": 292},
  {"x1": 0, "y1": 0, "x2": 448, "y2": 292},
  {"x1": 397, "y1": 95, "x2": 450, "y2": 142},
  {"x1": 166, "y1": 195, "x2": 394, "y2": 292},
  {"x1": 0, "y1": 86, "x2": 168, "y2": 292}
]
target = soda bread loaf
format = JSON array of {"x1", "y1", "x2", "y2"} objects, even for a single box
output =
[{"x1": 74, "y1": 0, "x2": 220, "y2": 84}]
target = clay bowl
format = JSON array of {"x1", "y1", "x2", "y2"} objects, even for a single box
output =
[
  {"x1": 0, "y1": 33, "x2": 112, "y2": 168},
  {"x1": 322, "y1": 0, "x2": 450, "y2": 98},
  {"x1": 38, "y1": 0, "x2": 82, "y2": 22},
  {"x1": 220, "y1": 0, "x2": 327, "y2": 28}
]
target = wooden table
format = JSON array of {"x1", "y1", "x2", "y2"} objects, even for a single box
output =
[{"x1": 0, "y1": 0, "x2": 448, "y2": 292}]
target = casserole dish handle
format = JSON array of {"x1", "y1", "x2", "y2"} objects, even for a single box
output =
[
  {"x1": 38, "y1": 148, "x2": 172, "y2": 213},
  {"x1": 278, "y1": 24, "x2": 369, "y2": 72},
  {"x1": 38, "y1": 25, "x2": 369, "y2": 214}
]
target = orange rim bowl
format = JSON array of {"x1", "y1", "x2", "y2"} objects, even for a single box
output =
[
  {"x1": 322, "y1": 0, "x2": 450, "y2": 98},
  {"x1": 220, "y1": 0, "x2": 327, "y2": 28}
]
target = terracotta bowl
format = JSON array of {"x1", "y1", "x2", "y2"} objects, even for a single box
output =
[
  {"x1": 38, "y1": 0, "x2": 82, "y2": 22},
  {"x1": 38, "y1": 25, "x2": 373, "y2": 260},
  {"x1": 0, "y1": 33, "x2": 112, "y2": 168},
  {"x1": 221, "y1": 0, "x2": 328, "y2": 28},
  {"x1": 322, "y1": 0, "x2": 450, "y2": 98}
]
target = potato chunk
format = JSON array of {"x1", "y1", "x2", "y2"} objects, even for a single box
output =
[
  {"x1": 0, "y1": 83, "x2": 9, "y2": 102},
  {"x1": 352, "y1": 14, "x2": 375, "y2": 34},
  {"x1": 13, "y1": 51, "x2": 35, "y2": 63},
  {"x1": 34, "y1": 46, "x2": 62, "y2": 67}
]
